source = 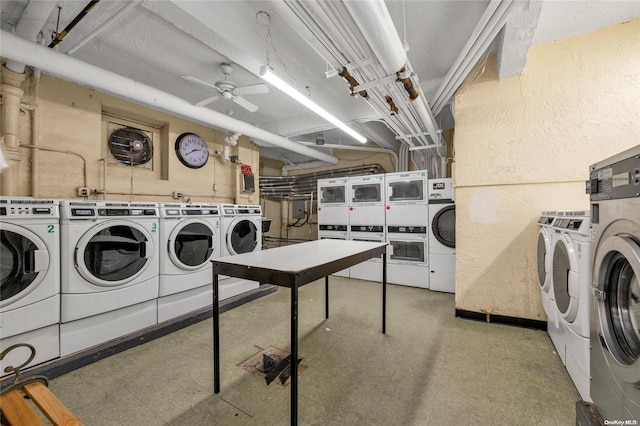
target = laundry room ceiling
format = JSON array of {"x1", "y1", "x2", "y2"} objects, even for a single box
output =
[{"x1": 1, "y1": 1, "x2": 639, "y2": 169}]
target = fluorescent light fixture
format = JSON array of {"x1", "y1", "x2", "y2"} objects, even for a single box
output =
[{"x1": 259, "y1": 66, "x2": 367, "y2": 143}]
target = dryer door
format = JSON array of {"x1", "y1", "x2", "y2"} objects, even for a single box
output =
[
  {"x1": 552, "y1": 234, "x2": 580, "y2": 322},
  {"x1": 226, "y1": 217, "x2": 258, "y2": 255},
  {"x1": 351, "y1": 181, "x2": 383, "y2": 204},
  {"x1": 388, "y1": 238, "x2": 427, "y2": 266},
  {"x1": 0, "y1": 224, "x2": 50, "y2": 306},
  {"x1": 431, "y1": 205, "x2": 456, "y2": 249},
  {"x1": 537, "y1": 228, "x2": 552, "y2": 294},
  {"x1": 75, "y1": 220, "x2": 154, "y2": 286},
  {"x1": 168, "y1": 219, "x2": 216, "y2": 270},
  {"x1": 593, "y1": 230, "x2": 640, "y2": 385},
  {"x1": 386, "y1": 178, "x2": 425, "y2": 203}
]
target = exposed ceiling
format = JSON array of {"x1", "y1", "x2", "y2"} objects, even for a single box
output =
[{"x1": 1, "y1": 1, "x2": 639, "y2": 172}]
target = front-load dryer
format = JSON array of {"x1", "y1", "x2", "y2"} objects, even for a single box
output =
[
  {"x1": 218, "y1": 204, "x2": 261, "y2": 300},
  {"x1": 0, "y1": 198, "x2": 60, "y2": 375},
  {"x1": 552, "y1": 210, "x2": 591, "y2": 402},
  {"x1": 348, "y1": 174, "x2": 386, "y2": 282},
  {"x1": 537, "y1": 211, "x2": 565, "y2": 364},
  {"x1": 318, "y1": 178, "x2": 350, "y2": 277},
  {"x1": 384, "y1": 170, "x2": 429, "y2": 288},
  {"x1": 59, "y1": 200, "x2": 159, "y2": 356},
  {"x1": 589, "y1": 145, "x2": 640, "y2": 421},
  {"x1": 158, "y1": 203, "x2": 220, "y2": 322},
  {"x1": 428, "y1": 178, "x2": 456, "y2": 293}
]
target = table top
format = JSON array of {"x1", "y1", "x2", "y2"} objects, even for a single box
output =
[{"x1": 212, "y1": 239, "x2": 387, "y2": 288}]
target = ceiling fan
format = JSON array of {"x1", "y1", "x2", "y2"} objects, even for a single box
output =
[{"x1": 182, "y1": 63, "x2": 269, "y2": 112}]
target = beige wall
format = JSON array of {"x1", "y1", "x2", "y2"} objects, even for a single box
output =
[
  {"x1": 453, "y1": 19, "x2": 640, "y2": 319},
  {"x1": 1, "y1": 74, "x2": 260, "y2": 204}
]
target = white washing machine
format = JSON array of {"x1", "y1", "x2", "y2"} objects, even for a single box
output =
[
  {"x1": 158, "y1": 203, "x2": 220, "y2": 322},
  {"x1": 348, "y1": 174, "x2": 386, "y2": 281},
  {"x1": 59, "y1": 200, "x2": 160, "y2": 356},
  {"x1": 552, "y1": 210, "x2": 591, "y2": 402},
  {"x1": 317, "y1": 178, "x2": 350, "y2": 277},
  {"x1": 385, "y1": 170, "x2": 429, "y2": 288},
  {"x1": 589, "y1": 145, "x2": 640, "y2": 421},
  {"x1": 428, "y1": 178, "x2": 456, "y2": 293},
  {"x1": 536, "y1": 210, "x2": 565, "y2": 363},
  {"x1": 218, "y1": 204, "x2": 261, "y2": 300},
  {"x1": 0, "y1": 198, "x2": 60, "y2": 375}
]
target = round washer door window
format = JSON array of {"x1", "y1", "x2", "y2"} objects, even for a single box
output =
[
  {"x1": 169, "y1": 221, "x2": 216, "y2": 269},
  {"x1": 552, "y1": 236, "x2": 579, "y2": 322},
  {"x1": 537, "y1": 232, "x2": 548, "y2": 291},
  {"x1": 228, "y1": 219, "x2": 257, "y2": 255},
  {"x1": 76, "y1": 222, "x2": 153, "y2": 286},
  {"x1": 0, "y1": 224, "x2": 49, "y2": 306},
  {"x1": 432, "y1": 205, "x2": 455, "y2": 248}
]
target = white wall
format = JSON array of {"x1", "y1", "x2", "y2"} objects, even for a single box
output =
[{"x1": 453, "y1": 19, "x2": 640, "y2": 319}]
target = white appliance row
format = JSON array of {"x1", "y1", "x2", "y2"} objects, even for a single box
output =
[
  {"x1": 0, "y1": 198, "x2": 262, "y2": 374},
  {"x1": 317, "y1": 171, "x2": 455, "y2": 292}
]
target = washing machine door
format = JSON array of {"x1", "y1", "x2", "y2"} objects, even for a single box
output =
[
  {"x1": 552, "y1": 234, "x2": 581, "y2": 322},
  {"x1": 0, "y1": 224, "x2": 50, "y2": 306},
  {"x1": 226, "y1": 217, "x2": 258, "y2": 255},
  {"x1": 593, "y1": 229, "x2": 640, "y2": 385},
  {"x1": 537, "y1": 228, "x2": 552, "y2": 294},
  {"x1": 432, "y1": 205, "x2": 456, "y2": 249},
  {"x1": 75, "y1": 220, "x2": 154, "y2": 286},
  {"x1": 168, "y1": 219, "x2": 216, "y2": 270}
]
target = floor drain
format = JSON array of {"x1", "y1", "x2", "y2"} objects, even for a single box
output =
[{"x1": 238, "y1": 346, "x2": 306, "y2": 386}]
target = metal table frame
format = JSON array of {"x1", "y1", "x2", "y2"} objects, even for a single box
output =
[{"x1": 211, "y1": 239, "x2": 388, "y2": 426}]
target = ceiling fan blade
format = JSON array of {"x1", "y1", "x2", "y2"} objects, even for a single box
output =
[
  {"x1": 195, "y1": 95, "x2": 220, "y2": 107},
  {"x1": 237, "y1": 83, "x2": 269, "y2": 96},
  {"x1": 233, "y1": 96, "x2": 259, "y2": 112},
  {"x1": 182, "y1": 75, "x2": 220, "y2": 91}
]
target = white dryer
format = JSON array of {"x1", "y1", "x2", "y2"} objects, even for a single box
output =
[
  {"x1": 59, "y1": 200, "x2": 160, "y2": 356},
  {"x1": 218, "y1": 204, "x2": 261, "y2": 300},
  {"x1": 385, "y1": 170, "x2": 429, "y2": 288},
  {"x1": 158, "y1": 203, "x2": 220, "y2": 322},
  {"x1": 536, "y1": 210, "x2": 565, "y2": 364},
  {"x1": 428, "y1": 178, "x2": 456, "y2": 293},
  {"x1": 552, "y1": 210, "x2": 591, "y2": 402},
  {"x1": 317, "y1": 178, "x2": 350, "y2": 277},
  {"x1": 0, "y1": 198, "x2": 60, "y2": 375},
  {"x1": 348, "y1": 174, "x2": 386, "y2": 282},
  {"x1": 589, "y1": 145, "x2": 640, "y2": 420}
]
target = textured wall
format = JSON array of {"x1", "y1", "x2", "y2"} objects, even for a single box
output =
[
  {"x1": 454, "y1": 19, "x2": 640, "y2": 319},
  {"x1": 5, "y1": 74, "x2": 260, "y2": 204}
]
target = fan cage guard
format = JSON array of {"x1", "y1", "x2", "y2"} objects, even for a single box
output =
[{"x1": 108, "y1": 127, "x2": 154, "y2": 167}]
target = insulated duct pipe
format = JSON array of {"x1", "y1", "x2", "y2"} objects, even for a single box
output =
[
  {"x1": 342, "y1": 0, "x2": 406, "y2": 75},
  {"x1": 0, "y1": 31, "x2": 339, "y2": 165},
  {"x1": 298, "y1": 141, "x2": 398, "y2": 172}
]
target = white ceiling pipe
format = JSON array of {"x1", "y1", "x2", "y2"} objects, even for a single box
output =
[
  {"x1": 0, "y1": 30, "x2": 339, "y2": 165},
  {"x1": 282, "y1": 160, "x2": 332, "y2": 171},
  {"x1": 342, "y1": 0, "x2": 407, "y2": 75},
  {"x1": 298, "y1": 141, "x2": 398, "y2": 171},
  {"x1": 66, "y1": 1, "x2": 142, "y2": 55},
  {"x1": 5, "y1": 0, "x2": 59, "y2": 73}
]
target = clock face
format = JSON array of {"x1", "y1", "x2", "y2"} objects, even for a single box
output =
[{"x1": 175, "y1": 133, "x2": 209, "y2": 169}]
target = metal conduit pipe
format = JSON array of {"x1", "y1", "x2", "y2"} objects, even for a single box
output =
[
  {"x1": 431, "y1": 0, "x2": 515, "y2": 114},
  {"x1": 297, "y1": 141, "x2": 398, "y2": 171},
  {"x1": 1, "y1": 31, "x2": 339, "y2": 165},
  {"x1": 19, "y1": 143, "x2": 87, "y2": 187}
]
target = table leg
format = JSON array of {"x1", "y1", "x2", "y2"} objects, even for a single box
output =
[
  {"x1": 291, "y1": 284, "x2": 298, "y2": 425},
  {"x1": 213, "y1": 269, "x2": 220, "y2": 394},
  {"x1": 382, "y1": 253, "x2": 387, "y2": 334},
  {"x1": 325, "y1": 276, "x2": 329, "y2": 319}
]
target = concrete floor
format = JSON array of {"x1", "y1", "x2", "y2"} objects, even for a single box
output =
[{"x1": 49, "y1": 277, "x2": 580, "y2": 425}]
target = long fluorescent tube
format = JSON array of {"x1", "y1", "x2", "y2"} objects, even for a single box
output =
[{"x1": 260, "y1": 66, "x2": 367, "y2": 143}]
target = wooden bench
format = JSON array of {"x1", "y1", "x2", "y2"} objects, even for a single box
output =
[{"x1": 0, "y1": 343, "x2": 83, "y2": 426}]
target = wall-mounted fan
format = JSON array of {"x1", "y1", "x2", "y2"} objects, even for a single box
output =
[
  {"x1": 182, "y1": 62, "x2": 269, "y2": 112},
  {"x1": 108, "y1": 127, "x2": 153, "y2": 166}
]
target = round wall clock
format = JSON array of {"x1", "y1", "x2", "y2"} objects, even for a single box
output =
[{"x1": 175, "y1": 133, "x2": 209, "y2": 169}]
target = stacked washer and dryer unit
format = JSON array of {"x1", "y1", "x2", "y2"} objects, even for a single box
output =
[
  {"x1": 59, "y1": 200, "x2": 160, "y2": 356},
  {"x1": 218, "y1": 204, "x2": 262, "y2": 299},
  {"x1": 158, "y1": 203, "x2": 220, "y2": 323},
  {"x1": 348, "y1": 174, "x2": 386, "y2": 281},
  {"x1": 0, "y1": 198, "x2": 61, "y2": 375},
  {"x1": 385, "y1": 171, "x2": 430, "y2": 288},
  {"x1": 589, "y1": 145, "x2": 640, "y2": 421},
  {"x1": 317, "y1": 178, "x2": 350, "y2": 277}
]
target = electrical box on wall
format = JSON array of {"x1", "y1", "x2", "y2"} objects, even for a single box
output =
[{"x1": 292, "y1": 200, "x2": 305, "y2": 219}]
